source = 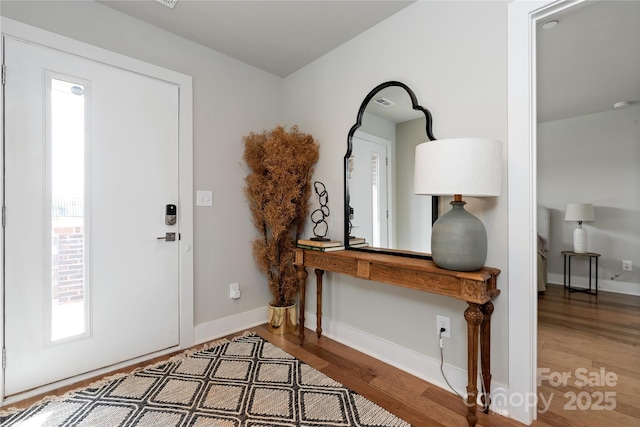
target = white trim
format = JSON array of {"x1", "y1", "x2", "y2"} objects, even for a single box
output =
[
  {"x1": 193, "y1": 307, "x2": 268, "y2": 345},
  {"x1": 0, "y1": 25, "x2": 4, "y2": 409},
  {"x1": 304, "y1": 312, "x2": 511, "y2": 417},
  {"x1": 0, "y1": 17, "x2": 194, "y2": 403},
  {"x1": 507, "y1": 1, "x2": 588, "y2": 424},
  {"x1": 547, "y1": 274, "x2": 640, "y2": 297},
  {"x1": 177, "y1": 61, "x2": 195, "y2": 350}
]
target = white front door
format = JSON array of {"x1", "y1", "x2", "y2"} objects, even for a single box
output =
[{"x1": 3, "y1": 36, "x2": 181, "y2": 396}]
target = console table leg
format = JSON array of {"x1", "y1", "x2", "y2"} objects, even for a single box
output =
[
  {"x1": 315, "y1": 269, "x2": 324, "y2": 338},
  {"x1": 480, "y1": 301, "x2": 494, "y2": 413},
  {"x1": 296, "y1": 266, "x2": 308, "y2": 345},
  {"x1": 465, "y1": 303, "x2": 484, "y2": 427}
]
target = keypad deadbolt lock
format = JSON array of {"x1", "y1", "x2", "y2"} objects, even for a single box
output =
[{"x1": 166, "y1": 204, "x2": 177, "y2": 226}]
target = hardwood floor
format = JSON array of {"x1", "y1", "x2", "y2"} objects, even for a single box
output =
[
  {"x1": 536, "y1": 283, "x2": 640, "y2": 427},
  {"x1": 3, "y1": 285, "x2": 639, "y2": 426},
  {"x1": 253, "y1": 325, "x2": 521, "y2": 427}
]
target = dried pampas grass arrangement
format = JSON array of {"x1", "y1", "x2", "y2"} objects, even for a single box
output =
[{"x1": 243, "y1": 125, "x2": 319, "y2": 307}]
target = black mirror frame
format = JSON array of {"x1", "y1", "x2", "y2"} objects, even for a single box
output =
[{"x1": 344, "y1": 81, "x2": 439, "y2": 260}]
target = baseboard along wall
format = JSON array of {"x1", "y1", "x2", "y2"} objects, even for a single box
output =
[{"x1": 193, "y1": 306, "x2": 511, "y2": 417}]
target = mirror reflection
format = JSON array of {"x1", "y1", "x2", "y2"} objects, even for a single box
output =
[{"x1": 344, "y1": 82, "x2": 438, "y2": 258}]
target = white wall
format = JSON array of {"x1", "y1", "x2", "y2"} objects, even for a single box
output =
[
  {"x1": 538, "y1": 105, "x2": 640, "y2": 295},
  {"x1": 397, "y1": 118, "x2": 433, "y2": 253},
  {"x1": 283, "y1": 0, "x2": 509, "y2": 394},
  {"x1": 0, "y1": 0, "x2": 281, "y2": 337}
]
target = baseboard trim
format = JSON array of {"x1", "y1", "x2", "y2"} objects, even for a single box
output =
[
  {"x1": 304, "y1": 311, "x2": 510, "y2": 416},
  {"x1": 193, "y1": 306, "x2": 267, "y2": 345},
  {"x1": 547, "y1": 274, "x2": 640, "y2": 296},
  {"x1": 194, "y1": 306, "x2": 512, "y2": 416}
]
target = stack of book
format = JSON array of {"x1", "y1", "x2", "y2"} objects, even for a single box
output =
[
  {"x1": 296, "y1": 239, "x2": 345, "y2": 252},
  {"x1": 348, "y1": 237, "x2": 369, "y2": 248}
]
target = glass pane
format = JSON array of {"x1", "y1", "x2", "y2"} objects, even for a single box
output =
[{"x1": 50, "y1": 78, "x2": 87, "y2": 342}]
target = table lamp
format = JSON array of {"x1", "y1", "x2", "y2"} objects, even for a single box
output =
[
  {"x1": 564, "y1": 203, "x2": 595, "y2": 253},
  {"x1": 414, "y1": 138, "x2": 503, "y2": 271}
]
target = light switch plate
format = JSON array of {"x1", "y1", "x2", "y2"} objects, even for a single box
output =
[{"x1": 196, "y1": 190, "x2": 213, "y2": 207}]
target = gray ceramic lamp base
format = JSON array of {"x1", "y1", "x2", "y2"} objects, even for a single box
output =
[{"x1": 431, "y1": 201, "x2": 488, "y2": 272}]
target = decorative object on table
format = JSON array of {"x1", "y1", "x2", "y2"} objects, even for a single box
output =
[
  {"x1": 347, "y1": 206, "x2": 355, "y2": 239},
  {"x1": 414, "y1": 138, "x2": 503, "y2": 271},
  {"x1": 0, "y1": 333, "x2": 410, "y2": 427},
  {"x1": 297, "y1": 238, "x2": 342, "y2": 247},
  {"x1": 348, "y1": 237, "x2": 369, "y2": 248},
  {"x1": 296, "y1": 244, "x2": 346, "y2": 252},
  {"x1": 310, "y1": 181, "x2": 330, "y2": 241},
  {"x1": 349, "y1": 243, "x2": 369, "y2": 248},
  {"x1": 564, "y1": 203, "x2": 595, "y2": 253},
  {"x1": 347, "y1": 154, "x2": 355, "y2": 239},
  {"x1": 243, "y1": 125, "x2": 319, "y2": 333},
  {"x1": 297, "y1": 238, "x2": 344, "y2": 252}
]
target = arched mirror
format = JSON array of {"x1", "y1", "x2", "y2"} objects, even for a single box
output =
[{"x1": 344, "y1": 81, "x2": 438, "y2": 259}]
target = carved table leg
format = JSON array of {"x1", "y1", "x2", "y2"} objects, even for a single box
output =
[
  {"x1": 480, "y1": 301, "x2": 494, "y2": 413},
  {"x1": 315, "y1": 269, "x2": 324, "y2": 338},
  {"x1": 296, "y1": 266, "x2": 308, "y2": 345},
  {"x1": 465, "y1": 303, "x2": 484, "y2": 427}
]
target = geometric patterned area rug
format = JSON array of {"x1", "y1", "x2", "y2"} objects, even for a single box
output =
[{"x1": 1, "y1": 332, "x2": 411, "y2": 426}]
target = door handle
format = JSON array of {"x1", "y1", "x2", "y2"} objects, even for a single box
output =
[{"x1": 157, "y1": 232, "x2": 176, "y2": 241}]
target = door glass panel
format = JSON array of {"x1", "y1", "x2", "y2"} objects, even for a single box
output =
[{"x1": 49, "y1": 77, "x2": 89, "y2": 342}]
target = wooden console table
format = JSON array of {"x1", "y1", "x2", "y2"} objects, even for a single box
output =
[{"x1": 294, "y1": 248, "x2": 500, "y2": 427}]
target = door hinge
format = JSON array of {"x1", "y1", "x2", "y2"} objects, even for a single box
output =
[
  {"x1": 2, "y1": 64, "x2": 6, "y2": 85},
  {"x1": 2, "y1": 206, "x2": 5, "y2": 228},
  {"x1": 2, "y1": 348, "x2": 6, "y2": 370}
]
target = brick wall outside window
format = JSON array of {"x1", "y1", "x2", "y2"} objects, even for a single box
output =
[{"x1": 52, "y1": 226, "x2": 84, "y2": 304}]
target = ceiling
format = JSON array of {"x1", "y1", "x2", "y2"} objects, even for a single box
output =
[
  {"x1": 97, "y1": 0, "x2": 639, "y2": 123},
  {"x1": 98, "y1": 0, "x2": 414, "y2": 78},
  {"x1": 536, "y1": 0, "x2": 640, "y2": 122}
]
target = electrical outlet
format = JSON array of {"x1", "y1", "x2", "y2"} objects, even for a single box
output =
[
  {"x1": 622, "y1": 260, "x2": 632, "y2": 272},
  {"x1": 436, "y1": 315, "x2": 451, "y2": 338},
  {"x1": 229, "y1": 282, "x2": 240, "y2": 299}
]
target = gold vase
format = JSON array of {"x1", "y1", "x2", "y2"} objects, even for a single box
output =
[{"x1": 267, "y1": 303, "x2": 298, "y2": 335}]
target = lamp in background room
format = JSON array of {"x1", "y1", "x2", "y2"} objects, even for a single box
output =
[
  {"x1": 414, "y1": 138, "x2": 503, "y2": 271},
  {"x1": 564, "y1": 203, "x2": 595, "y2": 253}
]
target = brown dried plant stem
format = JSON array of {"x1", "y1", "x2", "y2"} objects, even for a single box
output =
[{"x1": 243, "y1": 125, "x2": 319, "y2": 307}]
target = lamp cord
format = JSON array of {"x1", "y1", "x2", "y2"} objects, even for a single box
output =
[
  {"x1": 439, "y1": 329, "x2": 488, "y2": 409},
  {"x1": 439, "y1": 329, "x2": 464, "y2": 401}
]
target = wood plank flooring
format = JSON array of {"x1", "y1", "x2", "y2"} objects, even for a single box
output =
[
  {"x1": 3, "y1": 284, "x2": 639, "y2": 426},
  {"x1": 535, "y1": 283, "x2": 640, "y2": 427}
]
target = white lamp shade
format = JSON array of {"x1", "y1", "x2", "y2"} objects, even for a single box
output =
[
  {"x1": 414, "y1": 138, "x2": 503, "y2": 196},
  {"x1": 564, "y1": 203, "x2": 595, "y2": 222}
]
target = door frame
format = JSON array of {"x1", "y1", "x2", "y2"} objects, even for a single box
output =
[
  {"x1": 0, "y1": 17, "x2": 194, "y2": 405},
  {"x1": 507, "y1": 0, "x2": 588, "y2": 424}
]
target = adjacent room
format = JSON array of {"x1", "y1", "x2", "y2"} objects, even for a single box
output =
[{"x1": 535, "y1": 1, "x2": 640, "y2": 425}]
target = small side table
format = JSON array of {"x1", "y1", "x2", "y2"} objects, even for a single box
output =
[{"x1": 562, "y1": 250, "x2": 601, "y2": 296}]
